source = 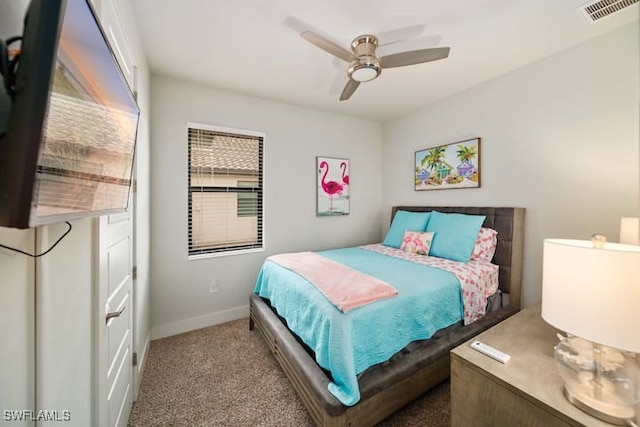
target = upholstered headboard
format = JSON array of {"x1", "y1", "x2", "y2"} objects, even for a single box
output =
[{"x1": 391, "y1": 206, "x2": 525, "y2": 309}]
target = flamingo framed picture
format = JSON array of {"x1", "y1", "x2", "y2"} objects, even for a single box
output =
[
  {"x1": 317, "y1": 156, "x2": 349, "y2": 216},
  {"x1": 414, "y1": 137, "x2": 481, "y2": 191}
]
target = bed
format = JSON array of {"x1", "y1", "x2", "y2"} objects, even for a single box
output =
[{"x1": 249, "y1": 206, "x2": 525, "y2": 426}]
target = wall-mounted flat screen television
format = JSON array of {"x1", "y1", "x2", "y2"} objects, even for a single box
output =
[{"x1": 0, "y1": 0, "x2": 139, "y2": 229}]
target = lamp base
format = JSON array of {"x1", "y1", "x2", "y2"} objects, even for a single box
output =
[{"x1": 564, "y1": 383, "x2": 635, "y2": 425}]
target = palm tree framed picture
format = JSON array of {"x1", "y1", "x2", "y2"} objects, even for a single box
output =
[
  {"x1": 317, "y1": 156, "x2": 349, "y2": 216},
  {"x1": 414, "y1": 138, "x2": 481, "y2": 191}
]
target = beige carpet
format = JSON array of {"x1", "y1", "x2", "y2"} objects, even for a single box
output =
[{"x1": 128, "y1": 318, "x2": 450, "y2": 426}]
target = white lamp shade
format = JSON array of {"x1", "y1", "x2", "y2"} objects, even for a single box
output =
[
  {"x1": 351, "y1": 66, "x2": 378, "y2": 82},
  {"x1": 620, "y1": 217, "x2": 639, "y2": 245},
  {"x1": 541, "y1": 239, "x2": 640, "y2": 353}
]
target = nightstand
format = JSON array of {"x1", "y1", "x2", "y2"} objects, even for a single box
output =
[{"x1": 450, "y1": 305, "x2": 636, "y2": 427}]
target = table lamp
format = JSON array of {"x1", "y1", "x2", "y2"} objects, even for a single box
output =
[
  {"x1": 542, "y1": 237, "x2": 640, "y2": 425},
  {"x1": 620, "y1": 217, "x2": 639, "y2": 245}
]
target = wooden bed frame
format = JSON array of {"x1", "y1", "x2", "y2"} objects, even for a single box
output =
[{"x1": 249, "y1": 206, "x2": 525, "y2": 426}]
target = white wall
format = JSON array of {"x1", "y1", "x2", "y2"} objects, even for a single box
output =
[
  {"x1": 0, "y1": 230, "x2": 34, "y2": 425},
  {"x1": 382, "y1": 23, "x2": 639, "y2": 307},
  {"x1": 149, "y1": 76, "x2": 383, "y2": 338},
  {"x1": 35, "y1": 219, "x2": 94, "y2": 426}
]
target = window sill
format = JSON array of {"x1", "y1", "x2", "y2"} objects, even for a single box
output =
[{"x1": 188, "y1": 246, "x2": 265, "y2": 260}]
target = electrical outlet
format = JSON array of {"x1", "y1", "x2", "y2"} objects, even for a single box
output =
[{"x1": 209, "y1": 279, "x2": 218, "y2": 293}]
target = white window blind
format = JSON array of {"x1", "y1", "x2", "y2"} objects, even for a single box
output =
[{"x1": 188, "y1": 125, "x2": 263, "y2": 256}]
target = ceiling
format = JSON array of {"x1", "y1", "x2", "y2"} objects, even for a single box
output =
[{"x1": 130, "y1": 0, "x2": 638, "y2": 122}]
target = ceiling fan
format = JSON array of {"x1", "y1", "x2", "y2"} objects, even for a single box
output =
[{"x1": 293, "y1": 25, "x2": 450, "y2": 101}]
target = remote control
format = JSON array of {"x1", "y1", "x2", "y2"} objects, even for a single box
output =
[{"x1": 470, "y1": 340, "x2": 511, "y2": 363}]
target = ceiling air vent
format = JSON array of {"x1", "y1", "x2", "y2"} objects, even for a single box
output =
[{"x1": 577, "y1": 0, "x2": 639, "y2": 23}]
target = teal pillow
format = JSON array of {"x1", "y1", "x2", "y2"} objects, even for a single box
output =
[
  {"x1": 383, "y1": 211, "x2": 431, "y2": 248},
  {"x1": 426, "y1": 211, "x2": 486, "y2": 262}
]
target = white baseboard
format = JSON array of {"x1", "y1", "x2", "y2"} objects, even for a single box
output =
[{"x1": 150, "y1": 305, "x2": 250, "y2": 340}]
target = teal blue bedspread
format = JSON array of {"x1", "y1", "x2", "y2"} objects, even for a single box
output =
[{"x1": 253, "y1": 247, "x2": 463, "y2": 406}]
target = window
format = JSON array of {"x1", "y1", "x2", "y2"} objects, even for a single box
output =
[{"x1": 187, "y1": 123, "x2": 263, "y2": 256}]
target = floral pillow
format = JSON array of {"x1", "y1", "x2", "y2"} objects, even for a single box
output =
[
  {"x1": 471, "y1": 227, "x2": 498, "y2": 262},
  {"x1": 400, "y1": 231, "x2": 435, "y2": 256}
]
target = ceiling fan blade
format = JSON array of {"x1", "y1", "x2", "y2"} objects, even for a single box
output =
[
  {"x1": 379, "y1": 47, "x2": 450, "y2": 69},
  {"x1": 376, "y1": 24, "x2": 425, "y2": 46},
  {"x1": 330, "y1": 70, "x2": 349, "y2": 95},
  {"x1": 376, "y1": 34, "x2": 442, "y2": 57},
  {"x1": 283, "y1": 16, "x2": 314, "y2": 34},
  {"x1": 340, "y1": 79, "x2": 360, "y2": 101},
  {"x1": 301, "y1": 31, "x2": 354, "y2": 62}
]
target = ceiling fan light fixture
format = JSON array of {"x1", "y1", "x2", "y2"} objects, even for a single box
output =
[
  {"x1": 348, "y1": 57, "x2": 381, "y2": 82},
  {"x1": 292, "y1": 24, "x2": 451, "y2": 101}
]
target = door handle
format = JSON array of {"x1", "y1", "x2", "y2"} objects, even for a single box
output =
[{"x1": 106, "y1": 307, "x2": 125, "y2": 323}]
